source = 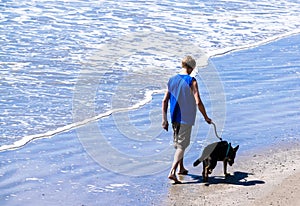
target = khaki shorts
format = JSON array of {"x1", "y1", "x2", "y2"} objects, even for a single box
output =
[{"x1": 172, "y1": 123, "x2": 192, "y2": 149}]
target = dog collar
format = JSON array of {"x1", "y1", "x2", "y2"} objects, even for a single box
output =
[{"x1": 225, "y1": 143, "x2": 231, "y2": 157}]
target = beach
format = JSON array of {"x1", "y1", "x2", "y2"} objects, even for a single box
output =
[
  {"x1": 0, "y1": 33, "x2": 299, "y2": 206},
  {"x1": 1, "y1": 136, "x2": 299, "y2": 206},
  {"x1": 162, "y1": 34, "x2": 300, "y2": 206},
  {"x1": 1, "y1": 1, "x2": 300, "y2": 205},
  {"x1": 163, "y1": 139, "x2": 300, "y2": 206}
]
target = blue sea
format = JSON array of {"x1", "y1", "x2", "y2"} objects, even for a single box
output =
[{"x1": 0, "y1": 0, "x2": 300, "y2": 205}]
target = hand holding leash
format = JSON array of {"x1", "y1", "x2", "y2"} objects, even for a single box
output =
[{"x1": 205, "y1": 117, "x2": 212, "y2": 124}]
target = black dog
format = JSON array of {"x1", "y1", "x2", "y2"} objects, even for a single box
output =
[{"x1": 193, "y1": 141, "x2": 239, "y2": 182}]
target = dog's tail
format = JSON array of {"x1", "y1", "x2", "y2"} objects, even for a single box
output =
[
  {"x1": 193, "y1": 159, "x2": 201, "y2": 167},
  {"x1": 193, "y1": 142, "x2": 219, "y2": 167}
]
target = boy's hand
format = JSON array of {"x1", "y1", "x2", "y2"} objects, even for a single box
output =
[
  {"x1": 162, "y1": 120, "x2": 169, "y2": 131},
  {"x1": 205, "y1": 117, "x2": 212, "y2": 124}
]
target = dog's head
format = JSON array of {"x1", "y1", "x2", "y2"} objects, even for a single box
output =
[{"x1": 227, "y1": 144, "x2": 239, "y2": 166}]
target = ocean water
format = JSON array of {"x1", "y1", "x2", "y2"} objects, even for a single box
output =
[
  {"x1": 0, "y1": 0, "x2": 300, "y2": 205},
  {"x1": 1, "y1": 0, "x2": 300, "y2": 151}
]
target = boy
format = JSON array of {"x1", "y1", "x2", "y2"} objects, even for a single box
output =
[{"x1": 162, "y1": 55, "x2": 211, "y2": 183}]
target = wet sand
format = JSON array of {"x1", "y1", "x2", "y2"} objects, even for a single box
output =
[{"x1": 163, "y1": 140, "x2": 300, "y2": 206}]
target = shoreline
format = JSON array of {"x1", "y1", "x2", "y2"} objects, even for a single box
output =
[
  {"x1": 208, "y1": 30, "x2": 300, "y2": 58},
  {"x1": 2, "y1": 32, "x2": 300, "y2": 154},
  {"x1": 163, "y1": 139, "x2": 300, "y2": 206},
  {"x1": 1, "y1": 32, "x2": 300, "y2": 154}
]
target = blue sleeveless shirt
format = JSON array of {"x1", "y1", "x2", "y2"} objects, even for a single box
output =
[{"x1": 168, "y1": 74, "x2": 197, "y2": 125}]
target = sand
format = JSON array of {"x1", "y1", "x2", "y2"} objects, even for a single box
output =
[{"x1": 163, "y1": 140, "x2": 300, "y2": 206}]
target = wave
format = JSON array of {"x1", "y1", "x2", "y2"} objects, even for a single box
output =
[
  {"x1": 208, "y1": 29, "x2": 300, "y2": 58},
  {"x1": 0, "y1": 89, "x2": 164, "y2": 152}
]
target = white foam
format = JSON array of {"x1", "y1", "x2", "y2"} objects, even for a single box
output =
[
  {"x1": 0, "y1": 89, "x2": 164, "y2": 152},
  {"x1": 25, "y1": 177, "x2": 44, "y2": 182},
  {"x1": 209, "y1": 29, "x2": 300, "y2": 58}
]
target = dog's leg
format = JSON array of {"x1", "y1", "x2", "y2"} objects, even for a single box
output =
[
  {"x1": 208, "y1": 160, "x2": 216, "y2": 175},
  {"x1": 223, "y1": 160, "x2": 230, "y2": 177},
  {"x1": 202, "y1": 161, "x2": 206, "y2": 180},
  {"x1": 202, "y1": 160, "x2": 208, "y2": 182}
]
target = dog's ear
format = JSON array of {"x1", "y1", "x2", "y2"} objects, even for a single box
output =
[{"x1": 234, "y1": 145, "x2": 239, "y2": 152}]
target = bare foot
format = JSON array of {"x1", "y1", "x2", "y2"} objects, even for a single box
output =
[{"x1": 168, "y1": 174, "x2": 181, "y2": 184}]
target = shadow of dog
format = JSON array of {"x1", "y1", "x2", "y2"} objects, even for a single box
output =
[{"x1": 186, "y1": 171, "x2": 265, "y2": 186}]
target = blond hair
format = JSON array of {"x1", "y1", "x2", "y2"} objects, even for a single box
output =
[{"x1": 181, "y1": 56, "x2": 196, "y2": 69}]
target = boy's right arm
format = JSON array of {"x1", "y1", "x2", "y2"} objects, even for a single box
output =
[{"x1": 162, "y1": 90, "x2": 170, "y2": 131}]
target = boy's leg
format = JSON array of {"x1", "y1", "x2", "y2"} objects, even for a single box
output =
[
  {"x1": 178, "y1": 153, "x2": 188, "y2": 175},
  {"x1": 168, "y1": 148, "x2": 184, "y2": 183},
  {"x1": 176, "y1": 124, "x2": 192, "y2": 175}
]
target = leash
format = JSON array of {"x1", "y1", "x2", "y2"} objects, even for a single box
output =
[
  {"x1": 211, "y1": 122, "x2": 222, "y2": 141},
  {"x1": 212, "y1": 122, "x2": 231, "y2": 157}
]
